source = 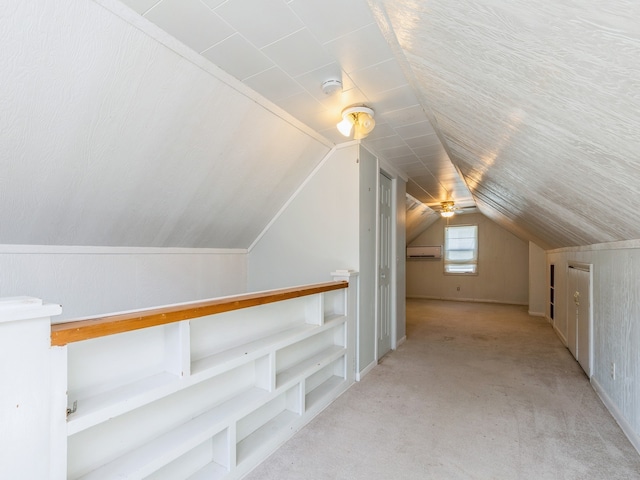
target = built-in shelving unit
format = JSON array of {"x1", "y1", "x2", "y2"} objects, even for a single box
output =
[{"x1": 62, "y1": 281, "x2": 353, "y2": 480}]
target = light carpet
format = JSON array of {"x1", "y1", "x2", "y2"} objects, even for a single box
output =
[{"x1": 244, "y1": 299, "x2": 640, "y2": 479}]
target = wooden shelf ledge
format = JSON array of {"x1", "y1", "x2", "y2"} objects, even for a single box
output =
[{"x1": 51, "y1": 280, "x2": 348, "y2": 346}]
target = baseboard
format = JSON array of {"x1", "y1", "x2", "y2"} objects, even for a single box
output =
[
  {"x1": 407, "y1": 295, "x2": 527, "y2": 306},
  {"x1": 356, "y1": 359, "x2": 377, "y2": 381},
  {"x1": 552, "y1": 322, "x2": 567, "y2": 346},
  {"x1": 591, "y1": 378, "x2": 640, "y2": 455},
  {"x1": 395, "y1": 335, "x2": 406, "y2": 348},
  {"x1": 528, "y1": 310, "x2": 545, "y2": 317}
]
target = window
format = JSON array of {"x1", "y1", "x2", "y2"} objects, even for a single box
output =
[{"x1": 444, "y1": 225, "x2": 478, "y2": 274}]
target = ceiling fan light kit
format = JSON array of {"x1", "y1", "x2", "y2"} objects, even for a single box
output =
[
  {"x1": 440, "y1": 201, "x2": 456, "y2": 217},
  {"x1": 337, "y1": 106, "x2": 376, "y2": 139}
]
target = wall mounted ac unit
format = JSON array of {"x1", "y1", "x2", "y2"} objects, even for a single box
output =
[{"x1": 406, "y1": 245, "x2": 442, "y2": 259}]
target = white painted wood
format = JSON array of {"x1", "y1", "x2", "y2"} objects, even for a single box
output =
[
  {"x1": 59, "y1": 279, "x2": 356, "y2": 479},
  {"x1": 0, "y1": 298, "x2": 62, "y2": 479},
  {"x1": 546, "y1": 242, "x2": 640, "y2": 453},
  {"x1": 378, "y1": 172, "x2": 393, "y2": 359}
]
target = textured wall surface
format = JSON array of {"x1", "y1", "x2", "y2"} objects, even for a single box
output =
[
  {"x1": 546, "y1": 241, "x2": 640, "y2": 449},
  {"x1": 1, "y1": 0, "x2": 330, "y2": 248},
  {"x1": 407, "y1": 213, "x2": 529, "y2": 305},
  {"x1": 0, "y1": 245, "x2": 247, "y2": 321},
  {"x1": 372, "y1": 0, "x2": 640, "y2": 249}
]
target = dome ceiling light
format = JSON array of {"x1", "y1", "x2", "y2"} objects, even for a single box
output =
[{"x1": 336, "y1": 106, "x2": 376, "y2": 140}]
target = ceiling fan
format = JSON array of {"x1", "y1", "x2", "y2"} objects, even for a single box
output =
[{"x1": 430, "y1": 201, "x2": 477, "y2": 217}]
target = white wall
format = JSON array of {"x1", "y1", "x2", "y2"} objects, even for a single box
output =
[
  {"x1": 545, "y1": 240, "x2": 640, "y2": 452},
  {"x1": 247, "y1": 145, "x2": 360, "y2": 291},
  {"x1": 407, "y1": 213, "x2": 528, "y2": 305},
  {"x1": 528, "y1": 241, "x2": 547, "y2": 315},
  {"x1": 0, "y1": 245, "x2": 247, "y2": 321}
]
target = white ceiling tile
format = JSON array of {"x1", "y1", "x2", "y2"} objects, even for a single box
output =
[
  {"x1": 289, "y1": 0, "x2": 375, "y2": 43},
  {"x1": 404, "y1": 133, "x2": 441, "y2": 149},
  {"x1": 144, "y1": 0, "x2": 233, "y2": 53},
  {"x1": 278, "y1": 91, "x2": 326, "y2": 126},
  {"x1": 202, "y1": 34, "x2": 274, "y2": 81},
  {"x1": 362, "y1": 122, "x2": 395, "y2": 140},
  {"x1": 322, "y1": 23, "x2": 394, "y2": 73},
  {"x1": 381, "y1": 105, "x2": 428, "y2": 128},
  {"x1": 200, "y1": 0, "x2": 227, "y2": 8},
  {"x1": 369, "y1": 84, "x2": 419, "y2": 113},
  {"x1": 214, "y1": 0, "x2": 303, "y2": 48},
  {"x1": 365, "y1": 134, "x2": 407, "y2": 151},
  {"x1": 261, "y1": 29, "x2": 333, "y2": 78},
  {"x1": 244, "y1": 66, "x2": 304, "y2": 101},
  {"x1": 349, "y1": 59, "x2": 408, "y2": 97},
  {"x1": 413, "y1": 144, "x2": 446, "y2": 157},
  {"x1": 395, "y1": 121, "x2": 437, "y2": 140},
  {"x1": 380, "y1": 144, "x2": 414, "y2": 158},
  {"x1": 119, "y1": 0, "x2": 159, "y2": 14},
  {"x1": 388, "y1": 154, "x2": 421, "y2": 165}
]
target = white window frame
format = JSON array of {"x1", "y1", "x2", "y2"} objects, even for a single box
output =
[{"x1": 444, "y1": 224, "x2": 478, "y2": 275}]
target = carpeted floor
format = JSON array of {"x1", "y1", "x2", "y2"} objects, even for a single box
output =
[{"x1": 244, "y1": 299, "x2": 640, "y2": 479}]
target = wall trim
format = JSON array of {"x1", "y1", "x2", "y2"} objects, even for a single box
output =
[
  {"x1": 356, "y1": 359, "x2": 377, "y2": 381},
  {"x1": 407, "y1": 295, "x2": 528, "y2": 307},
  {"x1": 0, "y1": 244, "x2": 247, "y2": 255},
  {"x1": 592, "y1": 378, "x2": 640, "y2": 456},
  {"x1": 528, "y1": 311, "x2": 545, "y2": 317},
  {"x1": 395, "y1": 335, "x2": 407, "y2": 348},
  {"x1": 552, "y1": 322, "x2": 568, "y2": 346}
]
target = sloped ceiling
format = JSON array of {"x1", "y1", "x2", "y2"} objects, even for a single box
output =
[
  {"x1": 4, "y1": 0, "x2": 639, "y2": 251},
  {"x1": 371, "y1": 0, "x2": 640, "y2": 249},
  {"x1": 0, "y1": 1, "x2": 330, "y2": 248}
]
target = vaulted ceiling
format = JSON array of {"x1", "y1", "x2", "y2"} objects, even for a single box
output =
[{"x1": 3, "y1": 0, "x2": 639, "y2": 249}]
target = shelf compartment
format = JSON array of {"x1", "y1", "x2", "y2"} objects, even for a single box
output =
[
  {"x1": 189, "y1": 297, "x2": 314, "y2": 363},
  {"x1": 68, "y1": 353, "x2": 268, "y2": 436},
  {"x1": 68, "y1": 364, "x2": 263, "y2": 478},
  {"x1": 76, "y1": 388, "x2": 267, "y2": 480},
  {"x1": 191, "y1": 315, "x2": 346, "y2": 379},
  {"x1": 323, "y1": 289, "x2": 346, "y2": 319},
  {"x1": 305, "y1": 356, "x2": 347, "y2": 412},
  {"x1": 276, "y1": 345, "x2": 346, "y2": 389},
  {"x1": 236, "y1": 385, "x2": 301, "y2": 467},
  {"x1": 145, "y1": 430, "x2": 229, "y2": 480}
]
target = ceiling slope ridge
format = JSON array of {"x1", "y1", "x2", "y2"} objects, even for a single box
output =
[{"x1": 365, "y1": 0, "x2": 475, "y2": 207}]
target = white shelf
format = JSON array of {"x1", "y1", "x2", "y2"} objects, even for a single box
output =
[
  {"x1": 276, "y1": 345, "x2": 346, "y2": 389},
  {"x1": 187, "y1": 462, "x2": 228, "y2": 480},
  {"x1": 236, "y1": 410, "x2": 299, "y2": 466},
  {"x1": 191, "y1": 315, "x2": 346, "y2": 379},
  {"x1": 306, "y1": 376, "x2": 346, "y2": 412},
  {"x1": 78, "y1": 387, "x2": 267, "y2": 480},
  {"x1": 67, "y1": 371, "x2": 179, "y2": 436},
  {"x1": 65, "y1": 284, "x2": 353, "y2": 480}
]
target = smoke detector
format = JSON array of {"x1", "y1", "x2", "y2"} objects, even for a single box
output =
[{"x1": 321, "y1": 79, "x2": 342, "y2": 95}]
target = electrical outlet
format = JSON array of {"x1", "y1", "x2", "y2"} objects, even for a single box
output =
[{"x1": 611, "y1": 362, "x2": 616, "y2": 380}]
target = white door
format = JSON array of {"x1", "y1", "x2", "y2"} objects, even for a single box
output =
[
  {"x1": 378, "y1": 172, "x2": 392, "y2": 359},
  {"x1": 567, "y1": 264, "x2": 592, "y2": 376}
]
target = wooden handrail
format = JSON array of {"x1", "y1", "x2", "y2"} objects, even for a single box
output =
[{"x1": 51, "y1": 280, "x2": 348, "y2": 346}]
